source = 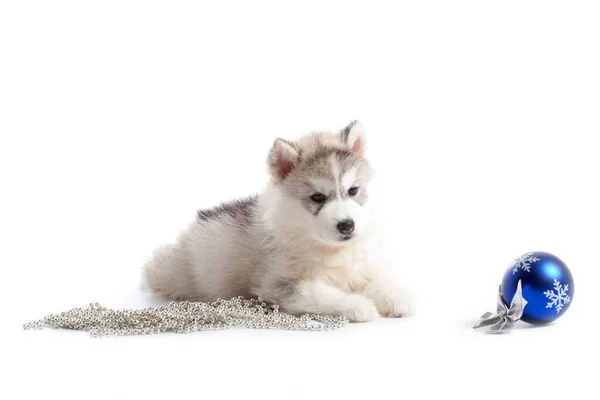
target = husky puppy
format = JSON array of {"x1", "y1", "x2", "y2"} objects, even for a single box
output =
[{"x1": 143, "y1": 121, "x2": 413, "y2": 322}]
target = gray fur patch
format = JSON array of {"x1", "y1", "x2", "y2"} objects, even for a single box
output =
[
  {"x1": 302, "y1": 147, "x2": 356, "y2": 180},
  {"x1": 197, "y1": 195, "x2": 258, "y2": 225},
  {"x1": 302, "y1": 194, "x2": 334, "y2": 216},
  {"x1": 341, "y1": 120, "x2": 358, "y2": 145}
]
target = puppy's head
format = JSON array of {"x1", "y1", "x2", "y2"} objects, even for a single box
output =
[{"x1": 267, "y1": 120, "x2": 374, "y2": 246}]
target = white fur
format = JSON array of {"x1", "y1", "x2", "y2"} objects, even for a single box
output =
[
  {"x1": 330, "y1": 154, "x2": 343, "y2": 198},
  {"x1": 341, "y1": 167, "x2": 358, "y2": 191}
]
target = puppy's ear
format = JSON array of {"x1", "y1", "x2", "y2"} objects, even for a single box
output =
[
  {"x1": 268, "y1": 138, "x2": 300, "y2": 182},
  {"x1": 341, "y1": 120, "x2": 366, "y2": 153}
]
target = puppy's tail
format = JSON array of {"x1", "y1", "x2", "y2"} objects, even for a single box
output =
[{"x1": 141, "y1": 243, "x2": 189, "y2": 300}]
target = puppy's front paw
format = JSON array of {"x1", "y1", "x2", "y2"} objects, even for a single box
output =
[
  {"x1": 341, "y1": 295, "x2": 379, "y2": 322},
  {"x1": 375, "y1": 288, "x2": 415, "y2": 318}
]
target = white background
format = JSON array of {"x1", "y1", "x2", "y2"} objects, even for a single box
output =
[{"x1": 2, "y1": 1, "x2": 599, "y2": 399}]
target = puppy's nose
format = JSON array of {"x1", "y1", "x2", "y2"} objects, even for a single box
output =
[{"x1": 336, "y1": 219, "x2": 355, "y2": 235}]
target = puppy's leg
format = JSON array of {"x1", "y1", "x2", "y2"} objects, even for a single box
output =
[
  {"x1": 364, "y1": 271, "x2": 415, "y2": 318},
  {"x1": 281, "y1": 281, "x2": 379, "y2": 322}
]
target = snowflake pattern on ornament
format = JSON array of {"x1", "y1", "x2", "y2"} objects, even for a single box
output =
[
  {"x1": 510, "y1": 253, "x2": 540, "y2": 274},
  {"x1": 544, "y1": 279, "x2": 571, "y2": 313}
]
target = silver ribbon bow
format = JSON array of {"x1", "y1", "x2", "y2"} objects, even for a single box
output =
[{"x1": 473, "y1": 279, "x2": 527, "y2": 333}]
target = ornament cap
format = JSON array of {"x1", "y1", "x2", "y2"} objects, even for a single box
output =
[{"x1": 473, "y1": 279, "x2": 527, "y2": 333}]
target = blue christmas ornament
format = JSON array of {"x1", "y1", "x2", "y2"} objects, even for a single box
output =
[
  {"x1": 473, "y1": 251, "x2": 574, "y2": 333},
  {"x1": 501, "y1": 251, "x2": 574, "y2": 324}
]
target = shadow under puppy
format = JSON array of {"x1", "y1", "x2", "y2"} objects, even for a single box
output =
[{"x1": 143, "y1": 121, "x2": 414, "y2": 322}]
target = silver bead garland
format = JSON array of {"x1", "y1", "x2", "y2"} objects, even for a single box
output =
[{"x1": 23, "y1": 296, "x2": 348, "y2": 337}]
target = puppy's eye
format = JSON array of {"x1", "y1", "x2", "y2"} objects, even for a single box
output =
[
  {"x1": 310, "y1": 193, "x2": 326, "y2": 203},
  {"x1": 348, "y1": 187, "x2": 359, "y2": 196}
]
